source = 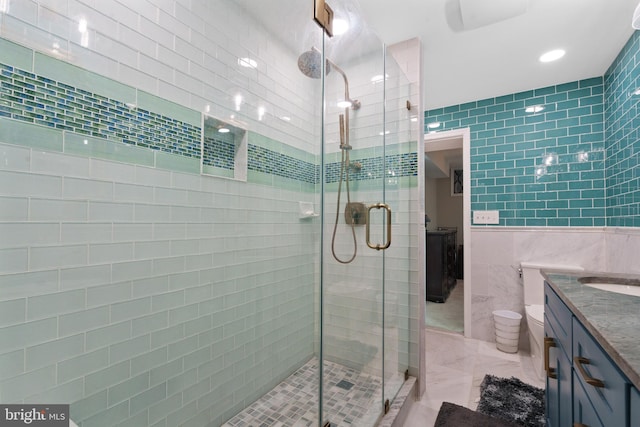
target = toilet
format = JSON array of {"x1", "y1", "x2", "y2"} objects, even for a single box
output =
[{"x1": 520, "y1": 262, "x2": 584, "y2": 380}]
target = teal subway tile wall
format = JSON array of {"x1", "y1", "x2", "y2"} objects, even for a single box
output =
[
  {"x1": 605, "y1": 30, "x2": 640, "y2": 227},
  {"x1": 427, "y1": 31, "x2": 640, "y2": 229},
  {"x1": 425, "y1": 78, "x2": 606, "y2": 226}
]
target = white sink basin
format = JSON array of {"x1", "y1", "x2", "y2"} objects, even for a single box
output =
[
  {"x1": 583, "y1": 283, "x2": 640, "y2": 297},
  {"x1": 579, "y1": 276, "x2": 640, "y2": 297}
]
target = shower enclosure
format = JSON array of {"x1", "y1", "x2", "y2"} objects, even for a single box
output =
[{"x1": 0, "y1": 0, "x2": 416, "y2": 426}]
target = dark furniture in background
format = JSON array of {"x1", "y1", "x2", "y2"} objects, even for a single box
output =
[{"x1": 426, "y1": 229, "x2": 458, "y2": 302}]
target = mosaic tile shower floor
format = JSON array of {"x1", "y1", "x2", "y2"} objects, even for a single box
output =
[{"x1": 222, "y1": 358, "x2": 383, "y2": 427}]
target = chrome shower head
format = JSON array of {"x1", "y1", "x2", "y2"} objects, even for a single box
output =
[{"x1": 297, "y1": 48, "x2": 331, "y2": 79}]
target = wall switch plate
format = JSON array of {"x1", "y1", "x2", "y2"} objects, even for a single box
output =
[{"x1": 473, "y1": 210, "x2": 499, "y2": 224}]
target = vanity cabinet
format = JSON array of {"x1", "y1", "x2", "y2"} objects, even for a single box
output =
[
  {"x1": 544, "y1": 284, "x2": 573, "y2": 427},
  {"x1": 572, "y1": 318, "x2": 627, "y2": 426},
  {"x1": 573, "y1": 372, "x2": 604, "y2": 427},
  {"x1": 425, "y1": 230, "x2": 457, "y2": 302},
  {"x1": 544, "y1": 282, "x2": 635, "y2": 427}
]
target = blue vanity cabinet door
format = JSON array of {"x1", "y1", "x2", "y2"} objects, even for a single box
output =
[
  {"x1": 573, "y1": 372, "x2": 604, "y2": 427},
  {"x1": 544, "y1": 282, "x2": 572, "y2": 361},
  {"x1": 544, "y1": 318, "x2": 559, "y2": 427},
  {"x1": 545, "y1": 318, "x2": 573, "y2": 427},
  {"x1": 544, "y1": 283, "x2": 573, "y2": 427},
  {"x1": 572, "y1": 318, "x2": 627, "y2": 427},
  {"x1": 631, "y1": 387, "x2": 640, "y2": 426}
]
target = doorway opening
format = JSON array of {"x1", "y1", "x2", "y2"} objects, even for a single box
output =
[{"x1": 423, "y1": 128, "x2": 471, "y2": 336}]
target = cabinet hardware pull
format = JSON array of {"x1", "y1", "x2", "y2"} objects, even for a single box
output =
[
  {"x1": 574, "y1": 356, "x2": 605, "y2": 388},
  {"x1": 544, "y1": 337, "x2": 557, "y2": 379}
]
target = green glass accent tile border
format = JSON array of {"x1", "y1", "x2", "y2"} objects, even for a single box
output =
[
  {"x1": 0, "y1": 117, "x2": 63, "y2": 152},
  {"x1": 0, "y1": 38, "x2": 420, "y2": 191},
  {"x1": 203, "y1": 165, "x2": 234, "y2": 178},
  {"x1": 155, "y1": 151, "x2": 200, "y2": 174},
  {"x1": 248, "y1": 132, "x2": 316, "y2": 164},
  {"x1": 248, "y1": 144, "x2": 316, "y2": 184},
  {"x1": 325, "y1": 152, "x2": 417, "y2": 184},
  {"x1": 0, "y1": 61, "x2": 201, "y2": 159},
  {"x1": 33, "y1": 53, "x2": 135, "y2": 108},
  {"x1": 64, "y1": 132, "x2": 155, "y2": 167},
  {"x1": 0, "y1": 38, "x2": 32, "y2": 72},
  {"x1": 425, "y1": 77, "x2": 606, "y2": 226},
  {"x1": 137, "y1": 92, "x2": 200, "y2": 127}
]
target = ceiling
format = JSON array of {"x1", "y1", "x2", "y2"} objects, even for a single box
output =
[{"x1": 359, "y1": 0, "x2": 639, "y2": 110}]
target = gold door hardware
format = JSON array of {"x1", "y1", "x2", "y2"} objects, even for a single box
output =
[
  {"x1": 314, "y1": 0, "x2": 334, "y2": 37},
  {"x1": 574, "y1": 356, "x2": 605, "y2": 388},
  {"x1": 544, "y1": 337, "x2": 557, "y2": 379},
  {"x1": 365, "y1": 203, "x2": 391, "y2": 250}
]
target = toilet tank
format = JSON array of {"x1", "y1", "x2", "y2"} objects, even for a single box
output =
[{"x1": 520, "y1": 262, "x2": 584, "y2": 305}]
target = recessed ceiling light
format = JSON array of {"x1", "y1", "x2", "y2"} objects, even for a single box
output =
[
  {"x1": 525, "y1": 105, "x2": 544, "y2": 113},
  {"x1": 337, "y1": 100, "x2": 352, "y2": 108},
  {"x1": 539, "y1": 49, "x2": 565, "y2": 63},
  {"x1": 218, "y1": 127, "x2": 230, "y2": 133}
]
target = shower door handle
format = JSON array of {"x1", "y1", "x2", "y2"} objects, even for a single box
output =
[{"x1": 365, "y1": 203, "x2": 391, "y2": 251}]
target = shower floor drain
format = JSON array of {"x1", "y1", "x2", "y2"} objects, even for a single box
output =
[{"x1": 336, "y1": 379, "x2": 354, "y2": 390}]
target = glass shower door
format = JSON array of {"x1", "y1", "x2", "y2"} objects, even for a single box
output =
[{"x1": 317, "y1": 1, "x2": 410, "y2": 424}]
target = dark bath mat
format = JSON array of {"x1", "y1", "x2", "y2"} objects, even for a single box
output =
[
  {"x1": 476, "y1": 375, "x2": 545, "y2": 427},
  {"x1": 434, "y1": 402, "x2": 521, "y2": 427}
]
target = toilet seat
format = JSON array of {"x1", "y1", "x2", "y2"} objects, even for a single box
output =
[{"x1": 525, "y1": 304, "x2": 544, "y2": 325}]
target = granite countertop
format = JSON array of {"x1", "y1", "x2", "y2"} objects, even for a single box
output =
[{"x1": 542, "y1": 270, "x2": 640, "y2": 390}]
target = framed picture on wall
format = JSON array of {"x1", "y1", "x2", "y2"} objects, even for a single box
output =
[{"x1": 451, "y1": 168, "x2": 463, "y2": 196}]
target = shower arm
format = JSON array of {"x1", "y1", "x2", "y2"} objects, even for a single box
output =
[{"x1": 327, "y1": 59, "x2": 352, "y2": 104}]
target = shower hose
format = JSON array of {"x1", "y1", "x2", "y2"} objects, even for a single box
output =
[{"x1": 331, "y1": 113, "x2": 357, "y2": 264}]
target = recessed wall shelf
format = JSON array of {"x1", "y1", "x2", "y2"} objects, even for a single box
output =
[{"x1": 201, "y1": 115, "x2": 248, "y2": 181}]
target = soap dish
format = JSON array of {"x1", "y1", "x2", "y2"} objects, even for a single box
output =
[{"x1": 299, "y1": 201, "x2": 319, "y2": 219}]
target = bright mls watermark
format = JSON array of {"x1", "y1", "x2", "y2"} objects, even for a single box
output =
[{"x1": 0, "y1": 405, "x2": 69, "y2": 426}]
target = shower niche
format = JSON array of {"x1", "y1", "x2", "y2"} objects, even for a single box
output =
[{"x1": 201, "y1": 115, "x2": 248, "y2": 181}]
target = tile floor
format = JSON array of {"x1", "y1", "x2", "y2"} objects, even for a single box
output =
[
  {"x1": 425, "y1": 280, "x2": 464, "y2": 333},
  {"x1": 223, "y1": 357, "x2": 384, "y2": 427},
  {"x1": 402, "y1": 328, "x2": 545, "y2": 427}
]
